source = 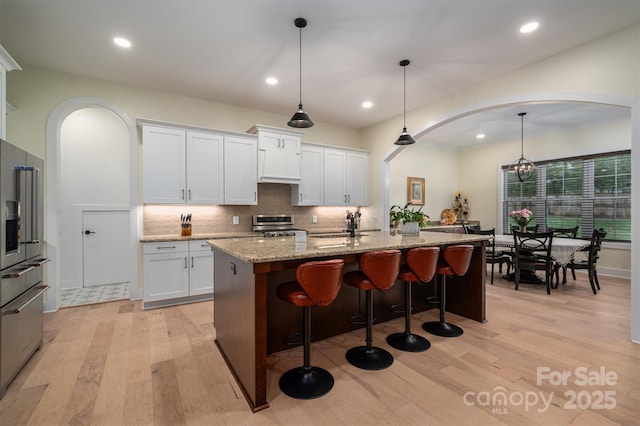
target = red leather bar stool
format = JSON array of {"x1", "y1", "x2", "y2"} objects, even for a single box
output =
[
  {"x1": 422, "y1": 245, "x2": 474, "y2": 338},
  {"x1": 387, "y1": 246, "x2": 440, "y2": 352},
  {"x1": 277, "y1": 259, "x2": 345, "y2": 399},
  {"x1": 344, "y1": 249, "x2": 401, "y2": 370}
]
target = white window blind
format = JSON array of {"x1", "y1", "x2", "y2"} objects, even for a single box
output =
[{"x1": 501, "y1": 150, "x2": 631, "y2": 241}]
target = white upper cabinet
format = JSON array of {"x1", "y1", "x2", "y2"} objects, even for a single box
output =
[
  {"x1": 224, "y1": 135, "x2": 257, "y2": 205},
  {"x1": 187, "y1": 131, "x2": 224, "y2": 204},
  {"x1": 142, "y1": 125, "x2": 224, "y2": 204},
  {"x1": 0, "y1": 45, "x2": 21, "y2": 140},
  {"x1": 345, "y1": 150, "x2": 369, "y2": 206},
  {"x1": 248, "y1": 125, "x2": 303, "y2": 184},
  {"x1": 291, "y1": 143, "x2": 324, "y2": 206},
  {"x1": 323, "y1": 148, "x2": 369, "y2": 206},
  {"x1": 143, "y1": 125, "x2": 187, "y2": 204}
]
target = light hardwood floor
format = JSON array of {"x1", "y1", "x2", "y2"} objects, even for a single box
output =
[{"x1": 1, "y1": 271, "x2": 639, "y2": 425}]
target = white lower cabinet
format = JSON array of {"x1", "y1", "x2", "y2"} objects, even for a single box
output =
[
  {"x1": 188, "y1": 240, "x2": 214, "y2": 295},
  {"x1": 143, "y1": 240, "x2": 213, "y2": 308}
]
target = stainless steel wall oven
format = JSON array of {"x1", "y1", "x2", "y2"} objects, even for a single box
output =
[{"x1": 0, "y1": 139, "x2": 49, "y2": 399}]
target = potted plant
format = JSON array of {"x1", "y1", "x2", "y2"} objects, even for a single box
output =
[{"x1": 390, "y1": 203, "x2": 431, "y2": 234}]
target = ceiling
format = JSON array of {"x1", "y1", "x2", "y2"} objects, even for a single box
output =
[{"x1": 1, "y1": 0, "x2": 638, "y2": 147}]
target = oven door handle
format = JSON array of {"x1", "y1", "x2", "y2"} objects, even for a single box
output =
[
  {"x1": 27, "y1": 257, "x2": 51, "y2": 267},
  {"x1": 2, "y1": 265, "x2": 35, "y2": 278},
  {"x1": 2, "y1": 284, "x2": 49, "y2": 315}
]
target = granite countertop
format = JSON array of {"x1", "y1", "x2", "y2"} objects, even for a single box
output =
[
  {"x1": 140, "y1": 232, "x2": 255, "y2": 243},
  {"x1": 140, "y1": 228, "x2": 380, "y2": 243},
  {"x1": 207, "y1": 230, "x2": 489, "y2": 264}
]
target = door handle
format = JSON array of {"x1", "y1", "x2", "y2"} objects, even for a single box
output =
[{"x1": 84, "y1": 230, "x2": 95, "y2": 235}]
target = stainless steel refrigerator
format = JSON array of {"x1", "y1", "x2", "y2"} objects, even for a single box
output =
[{"x1": 0, "y1": 139, "x2": 49, "y2": 399}]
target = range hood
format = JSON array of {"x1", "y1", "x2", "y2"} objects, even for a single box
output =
[{"x1": 248, "y1": 124, "x2": 304, "y2": 185}]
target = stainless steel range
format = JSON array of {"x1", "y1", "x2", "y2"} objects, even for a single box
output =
[
  {"x1": 0, "y1": 139, "x2": 49, "y2": 399},
  {"x1": 252, "y1": 214, "x2": 299, "y2": 237}
]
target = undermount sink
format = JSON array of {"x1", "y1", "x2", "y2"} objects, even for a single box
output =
[{"x1": 309, "y1": 233, "x2": 368, "y2": 238}]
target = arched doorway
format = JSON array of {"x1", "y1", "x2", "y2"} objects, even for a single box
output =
[
  {"x1": 45, "y1": 97, "x2": 140, "y2": 312},
  {"x1": 382, "y1": 92, "x2": 639, "y2": 343}
]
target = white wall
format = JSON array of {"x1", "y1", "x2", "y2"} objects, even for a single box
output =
[
  {"x1": 364, "y1": 24, "x2": 639, "y2": 214},
  {"x1": 5, "y1": 67, "x2": 360, "y2": 159},
  {"x1": 458, "y1": 116, "x2": 632, "y2": 230},
  {"x1": 389, "y1": 143, "x2": 458, "y2": 221},
  {"x1": 59, "y1": 107, "x2": 129, "y2": 288}
]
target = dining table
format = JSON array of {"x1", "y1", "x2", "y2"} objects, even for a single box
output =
[{"x1": 494, "y1": 234, "x2": 590, "y2": 283}]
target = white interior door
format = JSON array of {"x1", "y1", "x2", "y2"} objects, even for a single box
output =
[{"x1": 82, "y1": 210, "x2": 130, "y2": 287}]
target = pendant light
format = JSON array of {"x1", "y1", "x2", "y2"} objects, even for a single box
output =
[
  {"x1": 287, "y1": 18, "x2": 314, "y2": 128},
  {"x1": 509, "y1": 112, "x2": 536, "y2": 182},
  {"x1": 394, "y1": 59, "x2": 416, "y2": 145}
]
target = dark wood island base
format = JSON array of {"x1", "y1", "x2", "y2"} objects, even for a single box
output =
[{"x1": 209, "y1": 231, "x2": 488, "y2": 412}]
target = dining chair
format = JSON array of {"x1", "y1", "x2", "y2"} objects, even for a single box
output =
[
  {"x1": 565, "y1": 229, "x2": 606, "y2": 294},
  {"x1": 463, "y1": 224, "x2": 480, "y2": 234},
  {"x1": 465, "y1": 227, "x2": 511, "y2": 284},
  {"x1": 549, "y1": 226, "x2": 579, "y2": 285},
  {"x1": 512, "y1": 230, "x2": 554, "y2": 294}
]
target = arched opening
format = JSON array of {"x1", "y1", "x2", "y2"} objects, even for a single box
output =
[
  {"x1": 382, "y1": 92, "x2": 639, "y2": 343},
  {"x1": 45, "y1": 97, "x2": 140, "y2": 312}
]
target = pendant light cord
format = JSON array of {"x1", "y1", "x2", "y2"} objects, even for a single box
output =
[
  {"x1": 519, "y1": 112, "x2": 527, "y2": 158},
  {"x1": 298, "y1": 26, "x2": 302, "y2": 106},
  {"x1": 520, "y1": 113, "x2": 524, "y2": 157},
  {"x1": 403, "y1": 65, "x2": 407, "y2": 129}
]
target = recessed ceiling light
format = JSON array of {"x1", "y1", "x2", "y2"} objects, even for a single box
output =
[
  {"x1": 266, "y1": 77, "x2": 278, "y2": 85},
  {"x1": 362, "y1": 101, "x2": 373, "y2": 109},
  {"x1": 520, "y1": 21, "x2": 540, "y2": 34},
  {"x1": 113, "y1": 37, "x2": 132, "y2": 48},
  {"x1": 476, "y1": 134, "x2": 485, "y2": 139}
]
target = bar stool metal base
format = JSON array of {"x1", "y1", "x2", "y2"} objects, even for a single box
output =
[
  {"x1": 386, "y1": 332, "x2": 431, "y2": 352},
  {"x1": 346, "y1": 346, "x2": 394, "y2": 370},
  {"x1": 422, "y1": 321, "x2": 464, "y2": 337},
  {"x1": 279, "y1": 366, "x2": 334, "y2": 399}
]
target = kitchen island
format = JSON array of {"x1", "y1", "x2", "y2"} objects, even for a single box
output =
[{"x1": 208, "y1": 230, "x2": 489, "y2": 412}]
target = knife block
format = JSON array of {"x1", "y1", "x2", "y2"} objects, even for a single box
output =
[{"x1": 181, "y1": 225, "x2": 192, "y2": 236}]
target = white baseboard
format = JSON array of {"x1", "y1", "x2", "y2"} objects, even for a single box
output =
[{"x1": 575, "y1": 267, "x2": 630, "y2": 280}]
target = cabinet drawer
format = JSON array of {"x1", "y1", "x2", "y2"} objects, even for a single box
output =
[
  {"x1": 143, "y1": 241, "x2": 189, "y2": 255},
  {"x1": 189, "y1": 240, "x2": 212, "y2": 252}
]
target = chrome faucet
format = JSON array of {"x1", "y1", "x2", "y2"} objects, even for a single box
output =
[{"x1": 345, "y1": 208, "x2": 361, "y2": 237}]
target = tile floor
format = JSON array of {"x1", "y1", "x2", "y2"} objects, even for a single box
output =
[{"x1": 59, "y1": 282, "x2": 129, "y2": 308}]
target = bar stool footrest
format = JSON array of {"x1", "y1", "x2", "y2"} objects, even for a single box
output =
[
  {"x1": 425, "y1": 296, "x2": 440, "y2": 305},
  {"x1": 348, "y1": 313, "x2": 377, "y2": 326},
  {"x1": 389, "y1": 303, "x2": 407, "y2": 314}
]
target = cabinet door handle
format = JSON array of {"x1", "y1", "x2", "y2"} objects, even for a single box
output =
[
  {"x1": 344, "y1": 194, "x2": 347, "y2": 203},
  {"x1": 188, "y1": 189, "x2": 191, "y2": 201},
  {"x1": 184, "y1": 257, "x2": 188, "y2": 269},
  {"x1": 156, "y1": 245, "x2": 176, "y2": 250},
  {"x1": 348, "y1": 194, "x2": 351, "y2": 203},
  {"x1": 181, "y1": 189, "x2": 185, "y2": 200},
  {"x1": 282, "y1": 139, "x2": 285, "y2": 149},
  {"x1": 254, "y1": 192, "x2": 257, "y2": 201},
  {"x1": 300, "y1": 193, "x2": 302, "y2": 202},
  {"x1": 191, "y1": 256, "x2": 194, "y2": 268}
]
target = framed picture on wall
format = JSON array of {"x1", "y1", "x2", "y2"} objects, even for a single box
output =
[{"x1": 407, "y1": 177, "x2": 425, "y2": 205}]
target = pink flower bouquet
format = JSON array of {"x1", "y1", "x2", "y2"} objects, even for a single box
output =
[{"x1": 509, "y1": 208, "x2": 533, "y2": 227}]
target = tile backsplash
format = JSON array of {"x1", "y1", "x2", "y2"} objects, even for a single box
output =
[{"x1": 143, "y1": 183, "x2": 372, "y2": 236}]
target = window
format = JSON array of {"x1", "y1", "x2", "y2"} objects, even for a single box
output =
[{"x1": 502, "y1": 151, "x2": 631, "y2": 242}]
